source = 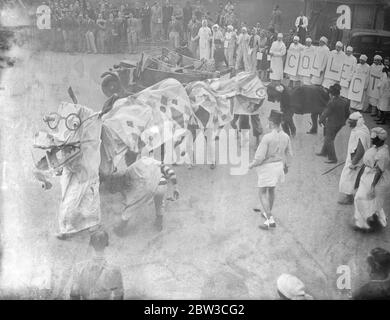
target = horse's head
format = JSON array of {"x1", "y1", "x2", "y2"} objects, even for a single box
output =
[{"x1": 32, "y1": 102, "x2": 102, "y2": 183}]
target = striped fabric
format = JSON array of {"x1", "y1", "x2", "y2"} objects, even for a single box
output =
[{"x1": 159, "y1": 164, "x2": 177, "y2": 185}]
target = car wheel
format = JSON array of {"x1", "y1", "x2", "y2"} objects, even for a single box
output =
[{"x1": 101, "y1": 75, "x2": 121, "y2": 97}]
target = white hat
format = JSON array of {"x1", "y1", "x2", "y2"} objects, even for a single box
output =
[
  {"x1": 293, "y1": 36, "x2": 299, "y2": 41},
  {"x1": 346, "y1": 46, "x2": 353, "y2": 52},
  {"x1": 227, "y1": 25, "x2": 233, "y2": 30},
  {"x1": 319, "y1": 36, "x2": 328, "y2": 44},
  {"x1": 371, "y1": 127, "x2": 387, "y2": 141},
  {"x1": 277, "y1": 274, "x2": 313, "y2": 300},
  {"x1": 212, "y1": 24, "x2": 219, "y2": 29},
  {"x1": 359, "y1": 54, "x2": 368, "y2": 61},
  {"x1": 336, "y1": 41, "x2": 343, "y2": 47},
  {"x1": 349, "y1": 112, "x2": 362, "y2": 121},
  {"x1": 374, "y1": 54, "x2": 383, "y2": 61},
  {"x1": 242, "y1": 26, "x2": 247, "y2": 32},
  {"x1": 305, "y1": 37, "x2": 312, "y2": 43},
  {"x1": 277, "y1": 33, "x2": 283, "y2": 38}
]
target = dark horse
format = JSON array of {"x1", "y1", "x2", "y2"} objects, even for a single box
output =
[{"x1": 267, "y1": 84, "x2": 330, "y2": 136}]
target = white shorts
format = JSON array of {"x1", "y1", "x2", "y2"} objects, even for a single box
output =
[{"x1": 256, "y1": 161, "x2": 285, "y2": 188}]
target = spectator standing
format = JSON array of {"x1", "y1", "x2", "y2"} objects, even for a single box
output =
[
  {"x1": 151, "y1": 1, "x2": 162, "y2": 42},
  {"x1": 192, "y1": 19, "x2": 212, "y2": 61},
  {"x1": 249, "y1": 27, "x2": 260, "y2": 73},
  {"x1": 141, "y1": 2, "x2": 151, "y2": 40},
  {"x1": 211, "y1": 24, "x2": 227, "y2": 70},
  {"x1": 353, "y1": 248, "x2": 390, "y2": 299},
  {"x1": 182, "y1": 1, "x2": 192, "y2": 42},
  {"x1": 295, "y1": 11, "x2": 308, "y2": 44},
  {"x1": 377, "y1": 68, "x2": 390, "y2": 125},
  {"x1": 269, "y1": 5, "x2": 282, "y2": 33},
  {"x1": 235, "y1": 27, "x2": 251, "y2": 72},
  {"x1": 96, "y1": 13, "x2": 106, "y2": 53},
  {"x1": 162, "y1": 0, "x2": 173, "y2": 40},
  {"x1": 105, "y1": 13, "x2": 115, "y2": 54},
  {"x1": 70, "y1": 230, "x2": 124, "y2": 300},
  {"x1": 224, "y1": 25, "x2": 236, "y2": 68},
  {"x1": 168, "y1": 15, "x2": 181, "y2": 49},
  {"x1": 127, "y1": 13, "x2": 138, "y2": 54},
  {"x1": 188, "y1": 15, "x2": 201, "y2": 58},
  {"x1": 85, "y1": 15, "x2": 97, "y2": 54},
  {"x1": 117, "y1": 11, "x2": 128, "y2": 53},
  {"x1": 257, "y1": 29, "x2": 268, "y2": 81}
]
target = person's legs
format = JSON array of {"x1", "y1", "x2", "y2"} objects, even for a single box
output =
[
  {"x1": 307, "y1": 113, "x2": 318, "y2": 134},
  {"x1": 250, "y1": 114, "x2": 263, "y2": 146},
  {"x1": 153, "y1": 184, "x2": 167, "y2": 231},
  {"x1": 324, "y1": 126, "x2": 340, "y2": 162}
]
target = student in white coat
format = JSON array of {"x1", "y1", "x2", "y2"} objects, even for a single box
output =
[
  {"x1": 269, "y1": 33, "x2": 286, "y2": 84},
  {"x1": 340, "y1": 46, "x2": 357, "y2": 98},
  {"x1": 300, "y1": 38, "x2": 315, "y2": 85},
  {"x1": 322, "y1": 41, "x2": 345, "y2": 89}
]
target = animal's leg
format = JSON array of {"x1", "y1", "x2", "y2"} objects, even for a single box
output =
[
  {"x1": 307, "y1": 113, "x2": 318, "y2": 134},
  {"x1": 153, "y1": 184, "x2": 167, "y2": 231}
]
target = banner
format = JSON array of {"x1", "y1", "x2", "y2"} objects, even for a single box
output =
[
  {"x1": 284, "y1": 49, "x2": 300, "y2": 77},
  {"x1": 348, "y1": 70, "x2": 367, "y2": 102},
  {"x1": 310, "y1": 47, "x2": 328, "y2": 77},
  {"x1": 324, "y1": 52, "x2": 345, "y2": 82},
  {"x1": 340, "y1": 57, "x2": 356, "y2": 88},
  {"x1": 367, "y1": 66, "x2": 383, "y2": 100},
  {"x1": 297, "y1": 49, "x2": 314, "y2": 77}
]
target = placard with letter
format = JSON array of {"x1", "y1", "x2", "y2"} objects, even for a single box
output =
[
  {"x1": 310, "y1": 47, "x2": 328, "y2": 77},
  {"x1": 284, "y1": 49, "x2": 300, "y2": 76},
  {"x1": 297, "y1": 49, "x2": 314, "y2": 77},
  {"x1": 348, "y1": 69, "x2": 368, "y2": 102}
]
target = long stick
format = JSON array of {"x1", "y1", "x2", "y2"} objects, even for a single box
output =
[
  {"x1": 68, "y1": 86, "x2": 78, "y2": 104},
  {"x1": 321, "y1": 161, "x2": 345, "y2": 175}
]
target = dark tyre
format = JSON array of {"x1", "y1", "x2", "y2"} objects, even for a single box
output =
[{"x1": 101, "y1": 75, "x2": 121, "y2": 97}]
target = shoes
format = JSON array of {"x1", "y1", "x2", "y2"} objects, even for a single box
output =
[
  {"x1": 306, "y1": 130, "x2": 317, "y2": 135},
  {"x1": 325, "y1": 160, "x2": 337, "y2": 164},
  {"x1": 315, "y1": 153, "x2": 327, "y2": 157},
  {"x1": 55, "y1": 233, "x2": 70, "y2": 240},
  {"x1": 210, "y1": 163, "x2": 216, "y2": 170},
  {"x1": 352, "y1": 225, "x2": 373, "y2": 233},
  {"x1": 259, "y1": 217, "x2": 276, "y2": 230}
]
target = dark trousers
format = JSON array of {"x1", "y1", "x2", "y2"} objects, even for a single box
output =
[
  {"x1": 231, "y1": 114, "x2": 263, "y2": 137},
  {"x1": 282, "y1": 111, "x2": 296, "y2": 137},
  {"x1": 320, "y1": 125, "x2": 342, "y2": 161}
]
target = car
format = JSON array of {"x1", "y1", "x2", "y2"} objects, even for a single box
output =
[{"x1": 341, "y1": 28, "x2": 390, "y2": 63}]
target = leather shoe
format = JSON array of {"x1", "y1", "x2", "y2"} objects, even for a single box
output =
[
  {"x1": 325, "y1": 160, "x2": 337, "y2": 164},
  {"x1": 315, "y1": 153, "x2": 326, "y2": 157}
]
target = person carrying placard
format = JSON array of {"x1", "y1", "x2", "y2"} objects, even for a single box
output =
[
  {"x1": 350, "y1": 55, "x2": 370, "y2": 112},
  {"x1": 340, "y1": 46, "x2": 357, "y2": 98},
  {"x1": 367, "y1": 55, "x2": 384, "y2": 116},
  {"x1": 311, "y1": 36, "x2": 329, "y2": 86},
  {"x1": 322, "y1": 41, "x2": 345, "y2": 89}
]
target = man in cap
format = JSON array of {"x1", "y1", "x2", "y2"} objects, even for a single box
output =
[
  {"x1": 287, "y1": 35, "x2": 304, "y2": 88},
  {"x1": 367, "y1": 55, "x2": 384, "y2": 116},
  {"x1": 269, "y1": 33, "x2": 286, "y2": 84},
  {"x1": 322, "y1": 41, "x2": 345, "y2": 89},
  {"x1": 70, "y1": 229, "x2": 124, "y2": 300},
  {"x1": 249, "y1": 110, "x2": 293, "y2": 230},
  {"x1": 338, "y1": 112, "x2": 371, "y2": 205},
  {"x1": 316, "y1": 83, "x2": 349, "y2": 164},
  {"x1": 354, "y1": 127, "x2": 389, "y2": 232},
  {"x1": 299, "y1": 38, "x2": 315, "y2": 85},
  {"x1": 340, "y1": 46, "x2": 357, "y2": 98},
  {"x1": 311, "y1": 36, "x2": 329, "y2": 85},
  {"x1": 235, "y1": 26, "x2": 251, "y2": 72},
  {"x1": 350, "y1": 55, "x2": 370, "y2": 111},
  {"x1": 277, "y1": 274, "x2": 313, "y2": 300}
]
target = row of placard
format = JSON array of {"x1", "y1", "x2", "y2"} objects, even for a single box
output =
[{"x1": 283, "y1": 48, "x2": 382, "y2": 103}]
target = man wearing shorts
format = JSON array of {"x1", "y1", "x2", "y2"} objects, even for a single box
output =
[{"x1": 249, "y1": 110, "x2": 293, "y2": 230}]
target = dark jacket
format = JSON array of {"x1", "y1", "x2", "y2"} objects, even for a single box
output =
[{"x1": 319, "y1": 96, "x2": 349, "y2": 128}]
